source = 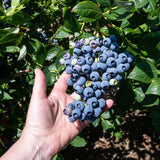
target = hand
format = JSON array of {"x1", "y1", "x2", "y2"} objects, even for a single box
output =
[{"x1": 1, "y1": 68, "x2": 113, "y2": 160}]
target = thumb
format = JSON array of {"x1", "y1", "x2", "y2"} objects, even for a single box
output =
[{"x1": 32, "y1": 68, "x2": 47, "y2": 99}]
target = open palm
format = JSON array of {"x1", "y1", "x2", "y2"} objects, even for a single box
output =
[{"x1": 23, "y1": 68, "x2": 113, "y2": 156}]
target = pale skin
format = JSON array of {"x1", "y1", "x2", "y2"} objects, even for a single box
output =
[{"x1": 0, "y1": 68, "x2": 113, "y2": 160}]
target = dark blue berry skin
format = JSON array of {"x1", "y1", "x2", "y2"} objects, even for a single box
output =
[
  {"x1": 82, "y1": 45, "x2": 92, "y2": 54},
  {"x1": 75, "y1": 85, "x2": 83, "y2": 95},
  {"x1": 104, "y1": 50, "x2": 114, "y2": 57},
  {"x1": 83, "y1": 87, "x2": 94, "y2": 99},
  {"x1": 84, "y1": 105, "x2": 94, "y2": 116},
  {"x1": 95, "y1": 38, "x2": 103, "y2": 46},
  {"x1": 73, "y1": 48, "x2": 82, "y2": 56},
  {"x1": 65, "y1": 59, "x2": 71, "y2": 67},
  {"x1": 98, "y1": 54, "x2": 108, "y2": 63},
  {"x1": 91, "y1": 62, "x2": 98, "y2": 71},
  {"x1": 97, "y1": 62, "x2": 107, "y2": 72},
  {"x1": 96, "y1": 81, "x2": 101, "y2": 89},
  {"x1": 116, "y1": 58, "x2": 122, "y2": 66},
  {"x1": 69, "y1": 115, "x2": 76, "y2": 122},
  {"x1": 114, "y1": 74, "x2": 123, "y2": 82},
  {"x1": 118, "y1": 53, "x2": 128, "y2": 63},
  {"x1": 72, "y1": 72, "x2": 79, "y2": 80},
  {"x1": 90, "y1": 71, "x2": 100, "y2": 81},
  {"x1": 67, "y1": 103, "x2": 75, "y2": 110},
  {"x1": 113, "y1": 52, "x2": 118, "y2": 59},
  {"x1": 77, "y1": 77, "x2": 86, "y2": 86},
  {"x1": 75, "y1": 41, "x2": 82, "y2": 48},
  {"x1": 103, "y1": 37, "x2": 111, "y2": 47},
  {"x1": 127, "y1": 54, "x2": 134, "y2": 64},
  {"x1": 85, "y1": 56, "x2": 94, "y2": 65},
  {"x1": 74, "y1": 101, "x2": 85, "y2": 111},
  {"x1": 66, "y1": 66, "x2": 73, "y2": 74},
  {"x1": 78, "y1": 113, "x2": 86, "y2": 121},
  {"x1": 87, "y1": 97, "x2": 98, "y2": 108},
  {"x1": 110, "y1": 42, "x2": 120, "y2": 52},
  {"x1": 101, "y1": 46, "x2": 108, "y2": 52},
  {"x1": 77, "y1": 56, "x2": 86, "y2": 65},
  {"x1": 82, "y1": 64, "x2": 91, "y2": 73},
  {"x1": 102, "y1": 72, "x2": 111, "y2": 81},
  {"x1": 73, "y1": 82, "x2": 79, "y2": 89},
  {"x1": 101, "y1": 81, "x2": 110, "y2": 91},
  {"x1": 117, "y1": 63, "x2": 129, "y2": 74},
  {"x1": 106, "y1": 57, "x2": 116, "y2": 67},
  {"x1": 86, "y1": 116, "x2": 96, "y2": 122},
  {"x1": 110, "y1": 35, "x2": 117, "y2": 42},
  {"x1": 72, "y1": 109, "x2": 82, "y2": 119},
  {"x1": 98, "y1": 98, "x2": 106, "y2": 109},
  {"x1": 91, "y1": 82, "x2": 98, "y2": 90},
  {"x1": 107, "y1": 68, "x2": 117, "y2": 77},
  {"x1": 93, "y1": 107, "x2": 102, "y2": 118},
  {"x1": 95, "y1": 89, "x2": 102, "y2": 98},
  {"x1": 67, "y1": 77, "x2": 74, "y2": 86}
]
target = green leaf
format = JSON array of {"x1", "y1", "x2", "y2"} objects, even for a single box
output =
[
  {"x1": 73, "y1": 1, "x2": 103, "y2": 22},
  {"x1": 134, "y1": 0, "x2": 149, "y2": 9},
  {"x1": 63, "y1": 7, "x2": 80, "y2": 33},
  {"x1": 128, "y1": 61, "x2": 158, "y2": 84},
  {"x1": 7, "y1": 11, "x2": 31, "y2": 25},
  {"x1": 52, "y1": 154, "x2": 63, "y2": 160},
  {"x1": 36, "y1": 47, "x2": 47, "y2": 65},
  {"x1": 42, "y1": 67, "x2": 56, "y2": 86},
  {"x1": 101, "y1": 111, "x2": 111, "y2": 119},
  {"x1": 71, "y1": 136, "x2": 86, "y2": 147},
  {"x1": 55, "y1": 26, "x2": 72, "y2": 38},
  {"x1": 92, "y1": 117, "x2": 100, "y2": 127},
  {"x1": 45, "y1": 46, "x2": 63, "y2": 61},
  {"x1": 113, "y1": 131, "x2": 121, "y2": 138},
  {"x1": 146, "y1": 78, "x2": 160, "y2": 96},
  {"x1": 18, "y1": 45, "x2": 27, "y2": 60},
  {"x1": 101, "y1": 119, "x2": 114, "y2": 130},
  {"x1": 133, "y1": 87, "x2": 145, "y2": 103},
  {"x1": 0, "y1": 90, "x2": 13, "y2": 101},
  {"x1": 0, "y1": 46, "x2": 20, "y2": 53},
  {"x1": 11, "y1": 0, "x2": 20, "y2": 8},
  {"x1": 114, "y1": 0, "x2": 135, "y2": 12},
  {"x1": 96, "y1": 0, "x2": 111, "y2": 7},
  {"x1": 141, "y1": 95, "x2": 159, "y2": 107}
]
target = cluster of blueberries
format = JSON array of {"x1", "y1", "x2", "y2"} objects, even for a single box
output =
[{"x1": 59, "y1": 35, "x2": 134, "y2": 123}]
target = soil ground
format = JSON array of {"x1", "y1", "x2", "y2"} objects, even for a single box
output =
[{"x1": 60, "y1": 109, "x2": 160, "y2": 160}]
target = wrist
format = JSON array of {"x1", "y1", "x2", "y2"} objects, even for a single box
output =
[{"x1": 20, "y1": 127, "x2": 54, "y2": 160}]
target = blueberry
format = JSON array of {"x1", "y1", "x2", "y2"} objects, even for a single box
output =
[
  {"x1": 103, "y1": 37, "x2": 111, "y2": 47},
  {"x1": 78, "y1": 113, "x2": 86, "y2": 121},
  {"x1": 127, "y1": 54, "x2": 134, "y2": 64},
  {"x1": 101, "y1": 46, "x2": 108, "y2": 52},
  {"x1": 82, "y1": 64, "x2": 91, "y2": 73},
  {"x1": 114, "y1": 74, "x2": 123, "y2": 82},
  {"x1": 110, "y1": 42, "x2": 119, "y2": 52},
  {"x1": 117, "y1": 63, "x2": 129, "y2": 74},
  {"x1": 93, "y1": 107, "x2": 102, "y2": 118},
  {"x1": 101, "y1": 81, "x2": 110, "y2": 91},
  {"x1": 118, "y1": 53, "x2": 128, "y2": 63},
  {"x1": 95, "y1": 38, "x2": 103, "y2": 46},
  {"x1": 93, "y1": 46, "x2": 101, "y2": 55},
  {"x1": 75, "y1": 40, "x2": 82, "y2": 48},
  {"x1": 66, "y1": 66, "x2": 73, "y2": 74},
  {"x1": 107, "y1": 68, "x2": 117, "y2": 77},
  {"x1": 95, "y1": 89, "x2": 102, "y2": 98},
  {"x1": 68, "y1": 115, "x2": 76, "y2": 122},
  {"x1": 66, "y1": 103, "x2": 75, "y2": 110},
  {"x1": 90, "y1": 40, "x2": 97, "y2": 49},
  {"x1": 104, "y1": 50, "x2": 114, "y2": 57},
  {"x1": 63, "y1": 53, "x2": 70, "y2": 60},
  {"x1": 77, "y1": 56, "x2": 86, "y2": 65},
  {"x1": 74, "y1": 101, "x2": 85, "y2": 111},
  {"x1": 72, "y1": 109, "x2": 82, "y2": 119},
  {"x1": 90, "y1": 71, "x2": 100, "y2": 81},
  {"x1": 83, "y1": 87, "x2": 94, "y2": 98},
  {"x1": 98, "y1": 98, "x2": 106, "y2": 109},
  {"x1": 91, "y1": 82, "x2": 98, "y2": 90},
  {"x1": 110, "y1": 35, "x2": 117, "y2": 42},
  {"x1": 67, "y1": 77, "x2": 74, "y2": 86},
  {"x1": 106, "y1": 57, "x2": 116, "y2": 67},
  {"x1": 87, "y1": 97, "x2": 98, "y2": 108},
  {"x1": 84, "y1": 105, "x2": 93, "y2": 116},
  {"x1": 77, "y1": 77, "x2": 86, "y2": 86},
  {"x1": 65, "y1": 59, "x2": 71, "y2": 67},
  {"x1": 98, "y1": 54, "x2": 108, "y2": 63},
  {"x1": 85, "y1": 56, "x2": 94, "y2": 65},
  {"x1": 75, "y1": 85, "x2": 84, "y2": 95},
  {"x1": 73, "y1": 64, "x2": 82, "y2": 72},
  {"x1": 82, "y1": 45, "x2": 92, "y2": 54},
  {"x1": 91, "y1": 62, "x2": 98, "y2": 71},
  {"x1": 102, "y1": 72, "x2": 111, "y2": 81},
  {"x1": 97, "y1": 62, "x2": 107, "y2": 72},
  {"x1": 63, "y1": 107, "x2": 72, "y2": 116},
  {"x1": 73, "y1": 48, "x2": 82, "y2": 56}
]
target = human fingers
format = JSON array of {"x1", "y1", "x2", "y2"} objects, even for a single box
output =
[{"x1": 31, "y1": 68, "x2": 47, "y2": 99}]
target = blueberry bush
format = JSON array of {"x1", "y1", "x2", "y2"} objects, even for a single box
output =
[{"x1": 0, "y1": 0, "x2": 160, "y2": 158}]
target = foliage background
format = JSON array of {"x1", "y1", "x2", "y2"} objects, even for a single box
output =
[{"x1": 0, "y1": 0, "x2": 160, "y2": 159}]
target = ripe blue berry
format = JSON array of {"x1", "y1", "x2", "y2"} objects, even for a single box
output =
[
  {"x1": 68, "y1": 115, "x2": 76, "y2": 122},
  {"x1": 118, "y1": 53, "x2": 128, "y2": 63},
  {"x1": 82, "y1": 45, "x2": 92, "y2": 54},
  {"x1": 107, "y1": 68, "x2": 117, "y2": 77},
  {"x1": 98, "y1": 98, "x2": 106, "y2": 109},
  {"x1": 73, "y1": 48, "x2": 82, "y2": 56},
  {"x1": 72, "y1": 109, "x2": 82, "y2": 119},
  {"x1": 83, "y1": 87, "x2": 94, "y2": 98},
  {"x1": 65, "y1": 59, "x2": 71, "y2": 67},
  {"x1": 87, "y1": 97, "x2": 98, "y2": 108},
  {"x1": 90, "y1": 71, "x2": 100, "y2": 81},
  {"x1": 66, "y1": 66, "x2": 73, "y2": 74},
  {"x1": 74, "y1": 101, "x2": 85, "y2": 111},
  {"x1": 101, "y1": 46, "x2": 108, "y2": 52},
  {"x1": 102, "y1": 72, "x2": 111, "y2": 81},
  {"x1": 95, "y1": 38, "x2": 102, "y2": 46},
  {"x1": 101, "y1": 81, "x2": 110, "y2": 91},
  {"x1": 110, "y1": 42, "x2": 119, "y2": 52},
  {"x1": 82, "y1": 64, "x2": 91, "y2": 73},
  {"x1": 103, "y1": 37, "x2": 111, "y2": 47},
  {"x1": 98, "y1": 54, "x2": 108, "y2": 63},
  {"x1": 91, "y1": 62, "x2": 98, "y2": 71},
  {"x1": 90, "y1": 40, "x2": 97, "y2": 49},
  {"x1": 77, "y1": 77, "x2": 86, "y2": 86},
  {"x1": 67, "y1": 77, "x2": 74, "y2": 86},
  {"x1": 97, "y1": 62, "x2": 107, "y2": 72},
  {"x1": 75, "y1": 85, "x2": 83, "y2": 95},
  {"x1": 93, "y1": 107, "x2": 102, "y2": 118},
  {"x1": 106, "y1": 57, "x2": 116, "y2": 67},
  {"x1": 75, "y1": 41, "x2": 82, "y2": 48},
  {"x1": 77, "y1": 56, "x2": 86, "y2": 65},
  {"x1": 63, "y1": 53, "x2": 70, "y2": 60},
  {"x1": 84, "y1": 105, "x2": 93, "y2": 116},
  {"x1": 110, "y1": 35, "x2": 117, "y2": 42},
  {"x1": 95, "y1": 89, "x2": 102, "y2": 98},
  {"x1": 85, "y1": 56, "x2": 94, "y2": 65}
]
